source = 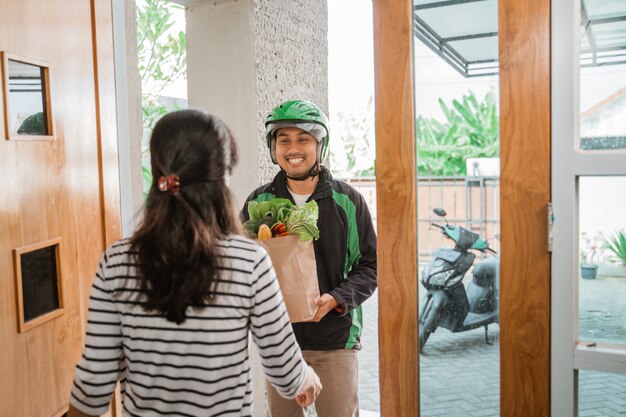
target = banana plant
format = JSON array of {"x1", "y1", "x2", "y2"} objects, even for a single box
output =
[{"x1": 416, "y1": 89, "x2": 500, "y2": 176}]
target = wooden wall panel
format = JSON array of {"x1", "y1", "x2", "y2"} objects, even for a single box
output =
[
  {"x1": 373, "y1": 1, "x2": 419, "y2": 416},
  {"x1": 0, "y1": 0, "x2": 120, "y2": 415},
  {"x1": 499, "y1": 0, "x2": 551, "y2": 415}
]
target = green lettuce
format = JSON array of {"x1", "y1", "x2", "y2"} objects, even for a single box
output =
[
  {"x1": 285, "y1": 201, "x2": 320, "y2": 242},
  {"x1": 243, "y1": 198, "x2": 293, "y2": 237},
  {"x1": 243, "y1": 198, "x2": 320, "y2": 242}
]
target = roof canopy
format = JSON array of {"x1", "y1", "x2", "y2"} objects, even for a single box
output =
[{"x1": 413, "y1": 0, "x2": 626, "y2": 77}]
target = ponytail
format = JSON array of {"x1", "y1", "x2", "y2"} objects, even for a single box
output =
[{"x1": 128, "y1": 110, "x2": 240, "y2": 323}]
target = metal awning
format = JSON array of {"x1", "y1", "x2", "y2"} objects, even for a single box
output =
[{"x1": 413, "y1": 0, "x2": 626, "y2": 77}]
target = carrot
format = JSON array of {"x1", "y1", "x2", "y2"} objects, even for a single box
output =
[{"x1": 272, "y1": 223, "x2": 287, "y2": 236}]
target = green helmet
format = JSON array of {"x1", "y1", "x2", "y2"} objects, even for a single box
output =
[{"x1": 265, "y1": 100, "x2": 330, "y2": 165}]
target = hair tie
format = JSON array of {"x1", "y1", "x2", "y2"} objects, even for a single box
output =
[{"x1": 158, "y1": 175, "x2": 181, "y2": 193}]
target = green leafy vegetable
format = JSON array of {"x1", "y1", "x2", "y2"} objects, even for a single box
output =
[
  {"x1": 285, "y1": 201, "x2": 320, "y2": 242},
  {"x1": 243, "y1": 198, "x2": 319, "y2": 242}
]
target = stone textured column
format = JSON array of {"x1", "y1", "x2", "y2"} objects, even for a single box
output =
[{"x1": 185, "y1": 0, "x2": 328, "y2": 207}]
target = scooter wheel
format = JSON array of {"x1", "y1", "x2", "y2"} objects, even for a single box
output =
[
  {"x1": 419, "y1": 325, "x2": 430, "y2": 352},
  {"x1": 419, "y1": 298, "x2": 437, "y2": 352}
]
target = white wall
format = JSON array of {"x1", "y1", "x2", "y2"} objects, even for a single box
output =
[
  {"x1": 185, "y1": 0, "x2": 328, "y2": 209},
  {"x1": 186, "y1": 0, "x2": 258, "y2": 209},
  {"x1": 112, "y1": 0, "x2": 145, "y2": 236},
  {"x1": 8, "y1": 92, "x2": 43, "y2": 134}
]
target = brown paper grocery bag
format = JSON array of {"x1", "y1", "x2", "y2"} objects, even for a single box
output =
[{"x1": 260, "y1": 235, "x2": 320, "y2": 323}]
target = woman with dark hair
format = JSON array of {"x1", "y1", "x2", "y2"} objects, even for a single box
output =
[{"x1": 69, "y1": 109, "x2": 321, "y2": 416}]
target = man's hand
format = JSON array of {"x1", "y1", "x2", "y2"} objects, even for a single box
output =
[{"x1": 308, "y1": 293, "x2": 339, "y2": 322}]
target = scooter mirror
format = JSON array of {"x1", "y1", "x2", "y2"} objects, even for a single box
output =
[{"x1": 433, "y1": 208, "x2": 447, "y2": 217}]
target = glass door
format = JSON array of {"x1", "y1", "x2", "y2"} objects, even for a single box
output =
[
  {"x1": 411, "y1": 0, "x2": 501, "y2": 415},
  {"x1": 552, "y1": 0, "x2": 626, "y2": 414},
  {"x1": 374, "y1": 0, "x2": 552, "y2": 414}
]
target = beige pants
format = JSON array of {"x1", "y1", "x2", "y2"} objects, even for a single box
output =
[{"x1": 266, "y1": 349, "x2": 359, "y2": 417}]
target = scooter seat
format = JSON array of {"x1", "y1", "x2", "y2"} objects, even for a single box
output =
[{"x1": 472, "y1": 257, "x2": 499, "y2": 287}]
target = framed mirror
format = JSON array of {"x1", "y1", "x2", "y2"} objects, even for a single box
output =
[{"x1": 1, "y1": 52, "x2": 54, "y2": 140}]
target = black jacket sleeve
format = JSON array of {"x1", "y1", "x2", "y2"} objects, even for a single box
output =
[{"x1": 329, "y1": 192, "x2": 377, "y2": 315}]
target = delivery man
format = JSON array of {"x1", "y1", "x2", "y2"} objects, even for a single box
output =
[{"x1": 241, "y1": 100, "x2": 377, "y2": 417}]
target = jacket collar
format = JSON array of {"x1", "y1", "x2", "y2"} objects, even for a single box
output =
[{"x1": 269, "y1": 166, "x2": 333, "y2": 201}]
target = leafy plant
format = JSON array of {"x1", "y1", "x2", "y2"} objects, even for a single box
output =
[
  {"x1": 141, "y1": 165, "x2": 153, "y2": 200},
  {"x1": 329, "y1": 96, "x2": 376, "y2": 178},
  {"x1": 604, "y1": 230, "x2": 626, "y2": 268},
  {"x1": 330, "y1": 90, "x2": 498, "y2": 178},
  {"x1": 416, "y1": 89, "x2": 499, "y2": 176},
  {"x1": 137, "y1": 0, "x2": 187, "y2": 131},
  {"x1": 580, "y1": 231, "x2": 605, "y2": 265},
  {"x1": 136, "y1": 0, "x2": 187, "y2": 196}
]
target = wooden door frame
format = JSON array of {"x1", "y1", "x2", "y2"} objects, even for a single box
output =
[
  {"x1": 373, "y1": 0, "x2": 551, "y2": 415},
  {"x1": 91, "y1": 0, "x2": 124, "y2": 415},
  {"x1": 91, "y1": 0, "x2": 122, "y2": 249},
  {"x1": 373, "y1": 1, "x2": 418, "y2": 415},
  {"x1": 498, "y1": 0, "x2": 551, "y2": 415}
]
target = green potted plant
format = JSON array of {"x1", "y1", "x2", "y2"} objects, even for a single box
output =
[
  {"x1": 580, "y1": 231, "x2": 603, "y2": 279},
  {"x1": 604, "y1": 229, "x2": 626, "y2": 274}
]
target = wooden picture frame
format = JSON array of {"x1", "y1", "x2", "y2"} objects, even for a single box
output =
[
  {"x1": 14, "y1": 237, "x2": 64, "y2": 332},
  {"x1": 1, "y1": 52, "x2": 55, "y2": 141}
]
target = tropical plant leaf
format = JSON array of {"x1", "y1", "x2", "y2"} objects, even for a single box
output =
[
  {"x1": 604, "y1": 230, "x2": 626, "y2": 267},
  {"x1": 416, "y1": 89, "x2": 500, "y2": 176}
]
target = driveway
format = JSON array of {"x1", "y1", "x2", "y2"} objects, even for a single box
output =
[{"x1": 356, "y1": 275, "x2": 626, "y2": 416}]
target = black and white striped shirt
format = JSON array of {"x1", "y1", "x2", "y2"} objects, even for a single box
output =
[{"x1": 71, "y1": 236, "x2": 309, "y2": 416}]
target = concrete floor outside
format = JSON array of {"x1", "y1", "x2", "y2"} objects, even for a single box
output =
[{"x1": 350, "y1": 273, "x2": 626, "y2": 417}]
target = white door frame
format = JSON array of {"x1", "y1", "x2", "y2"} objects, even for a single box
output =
[{"x1": 551, "y1": 0, "x2": 626, "y2": 415}]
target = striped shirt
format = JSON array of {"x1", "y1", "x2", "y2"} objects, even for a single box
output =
[{"x1": 70, "y1": 236, "x2": 309, "y2": 417}]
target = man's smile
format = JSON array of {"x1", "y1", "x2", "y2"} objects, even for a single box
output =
[{"x1": 286, "y1": 155, "x2": 306, "y2": 165}]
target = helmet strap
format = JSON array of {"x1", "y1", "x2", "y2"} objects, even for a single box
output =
[{"x1": 282, "y1": 162, "x2": 320, "y2": 182}]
